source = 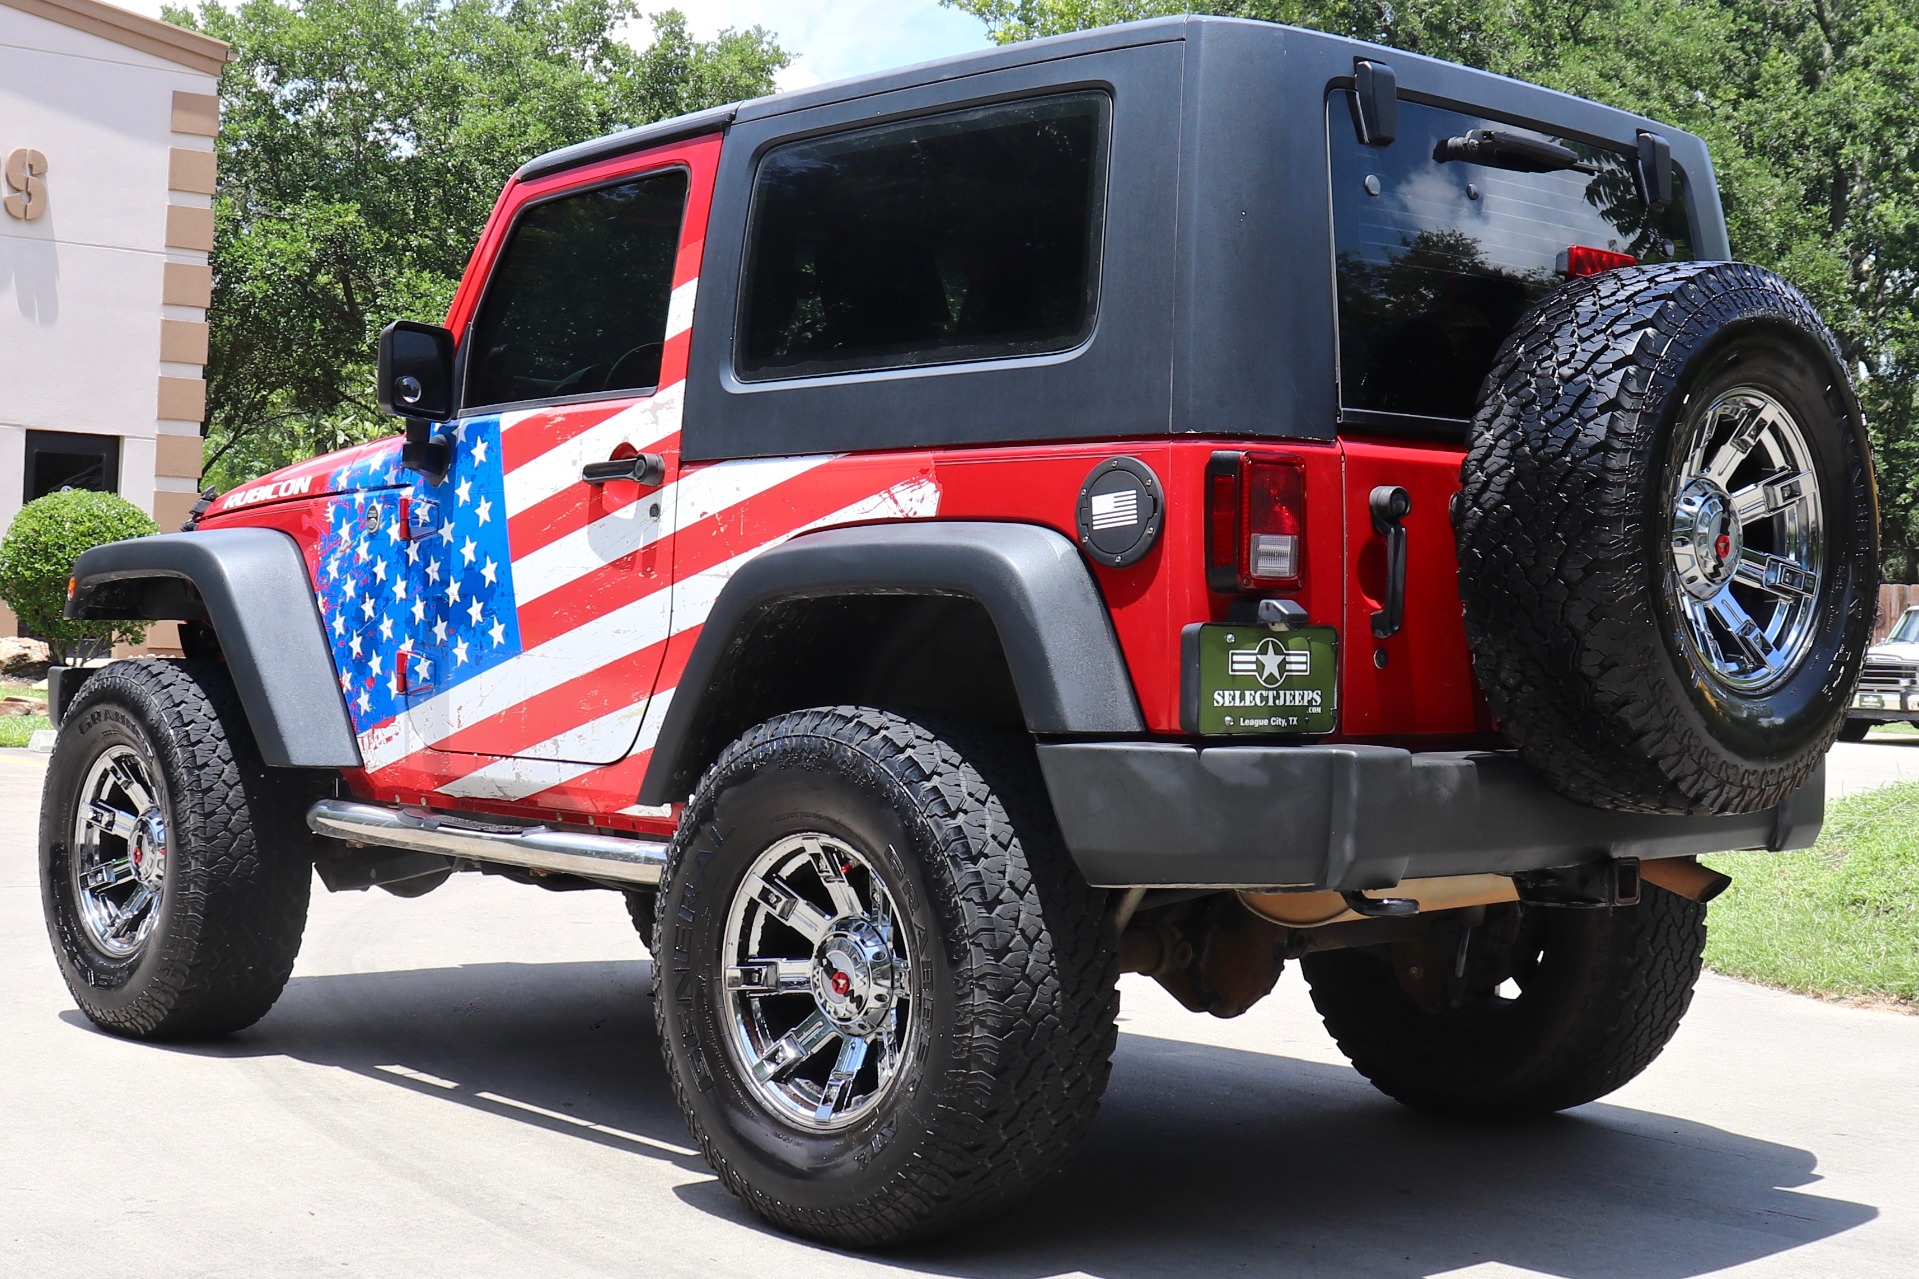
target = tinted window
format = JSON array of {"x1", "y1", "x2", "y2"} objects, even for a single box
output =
[
  {"x1": 1330, "y1": 95, "x2": 1694, "y2": 423},
  {"x1": 465, "y1": 170, "x2": 688, "y2": 411},
  {"x1": 738, "y1": 93, "x2": 1108, "y2": 381}
]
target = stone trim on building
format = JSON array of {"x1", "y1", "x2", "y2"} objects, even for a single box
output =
[{"x1": 3, "y1": 0, "x2": 228, "y2": 75}]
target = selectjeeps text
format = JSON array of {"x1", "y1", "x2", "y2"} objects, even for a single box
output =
[{"x1": 41, "y1": 17, "x2": 1877, "y2": 1247}]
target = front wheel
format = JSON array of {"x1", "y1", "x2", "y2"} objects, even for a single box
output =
[
  {"x1": 1300, "y1": 887, "x2": 1706, "y2": 1116},
  {"x1": 41, "y1": 660, "x2": 322, "y2": 1039},
  {"x1": 1837, "y1": 719, "x2": 1873, "y2": 743},
  {"x1": 653, "y1": 707, "x2": 1118, "y2": 1247}
]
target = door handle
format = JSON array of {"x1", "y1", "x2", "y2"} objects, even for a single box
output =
[
  {"x1": 581, "y1": 452, "x2": 666, "y2": 487},
  {"x1": 1370, "y1": 485, "x2": 1411, "y2": 639}
]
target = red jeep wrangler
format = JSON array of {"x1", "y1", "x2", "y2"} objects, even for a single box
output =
[{"x1": 43, "y1": 17, "x2": 1875, "y2": 1247}]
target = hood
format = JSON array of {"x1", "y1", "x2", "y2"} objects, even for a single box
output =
[
  {"x1": 1868, "y1": 640, "x2": 1919, "y2": 665},
  {"x1": 199, "y1": 435, "x2": 404, "y2": 522}
]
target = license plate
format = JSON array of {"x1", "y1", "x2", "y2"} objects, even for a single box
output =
[
  {"x1": 1858, "y1": 693, "x2": 1885, "y2": 709},
  {"x1": 1193, "y1": 624, "x2": 1337, "y2": 735}
]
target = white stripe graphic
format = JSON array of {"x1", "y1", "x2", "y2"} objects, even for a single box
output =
[
  {"x1": 664, "y1": 279, "x2": 697, "y2": 341},
  {"x1": 360, "y1": 473, "x2": 942, "y2": 773},
  {"x1": 500, "y1": 382, "x2": 685, "y2": 518},
  {"x1": 438, "y1": 699, "x2": 654, "y2": 800},
  {"x1": 512, "y1": 452, "x2": 834, "y2": 607}
]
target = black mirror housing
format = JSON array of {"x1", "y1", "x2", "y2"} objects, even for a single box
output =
[{"x1": 377, "y1": 320, "x2": 456, "y2": 421}]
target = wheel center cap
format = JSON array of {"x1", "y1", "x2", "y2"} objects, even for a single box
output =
[
  {"x1": 811, "y1": 920, "x2": 895, "y2": 1037},
  {"x1": 129, "y1": 809, "x2": 167, "y2": 887},
  {"x1": 1672, "y1": 476, "x2": 1742, "y2": 600}
]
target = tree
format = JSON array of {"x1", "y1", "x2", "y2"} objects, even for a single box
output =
[
  {"x1": 0, "y1": 492, "x2": 156, "y2": 663},
  {"x1": 945, "y1": 0, "x2": 1919, "y2": 578},
  {"x1": 164, "y1": 0, "x2": 787, "y2": 490}
]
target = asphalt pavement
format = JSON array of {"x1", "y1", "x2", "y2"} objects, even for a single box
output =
[{"x1": 3, "y1": 744, "x2": 1917, "y2": 1278}]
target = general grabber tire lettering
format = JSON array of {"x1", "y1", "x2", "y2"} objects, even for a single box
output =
[
  {"x1": 1457, "y1": 262, "x2": 1877, "y2": 815},
  {"x1": 652, "y1": 706, "x2": 1119, "y2": 1247},
  {"x1": 40, "y1": 660, "x2": 325, "y2": 1039},
  {"x1": 1300, "y1": 887, "x2": 1707, "y2": 1116}
]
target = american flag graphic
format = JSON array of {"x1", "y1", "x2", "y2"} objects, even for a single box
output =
[
  {"x1": 306, "y1": 274, "x2": 943, "y2": 826},
  {"x1": 313, "y1": 418, "x2": 522, "y2": 736}
]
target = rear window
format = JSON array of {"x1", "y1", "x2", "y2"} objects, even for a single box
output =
[
  {"x1": 1330, "y1": 94, "x2": 1694, "y2": 425},
  {"x1": 737, "y1": 92, "x2": 1109, "y2": 382}
]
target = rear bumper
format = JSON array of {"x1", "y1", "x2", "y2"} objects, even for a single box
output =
[{"x1": 1036, "y1": 742, "x2": 1823, "y2": 890}]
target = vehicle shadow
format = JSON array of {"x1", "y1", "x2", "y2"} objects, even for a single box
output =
[{"x1": 83, "y1": 958, "x2": 1875, "y2": 1279}]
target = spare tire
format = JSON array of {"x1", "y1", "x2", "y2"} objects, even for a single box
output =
[{"x1": 1456, "y1": 262, "x2": 1877, "y2": 815}]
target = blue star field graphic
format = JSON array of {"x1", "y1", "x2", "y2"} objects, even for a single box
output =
[{"x1": 312, "y1": 418, "x2": 522, "y2": 735}]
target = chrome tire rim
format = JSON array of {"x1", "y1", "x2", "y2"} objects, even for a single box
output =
[
  {"x1": 719, "y1": 833, "x2": 914, "y2": 1133},
  {"x1": 69, "y1": 744, "x2": 168, "y2": 959},
  {"x1": 1668, "y1": 386, "x2": 1824, "y2": 694}
]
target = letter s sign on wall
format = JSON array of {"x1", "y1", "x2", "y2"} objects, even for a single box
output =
[{"x1": 4, "y1": 148, "x2": 48, "y2": 221}]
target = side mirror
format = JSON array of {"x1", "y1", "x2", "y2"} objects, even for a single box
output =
[
  {"x1": 377, "y1": 320, "x2": 456, "y2": 421},
  {"x1": 377, "y1": 320, "x2": 455, "y2": 481}
]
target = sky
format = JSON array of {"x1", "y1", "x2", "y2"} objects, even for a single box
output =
[
  {"x1": 116, "y1": 0, "x2": 995, "y2": 90},
  {"x1": 666, "y1": 1, "x2": 991, "y2": 90}
]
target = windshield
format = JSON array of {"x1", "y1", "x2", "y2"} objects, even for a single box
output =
[
  {"x1": 1887, "y1": 609, "x2": 1919, "y2": 644},
  {"x1": 1329, "y1": 94, "x2": 1695, "y2": 426}
]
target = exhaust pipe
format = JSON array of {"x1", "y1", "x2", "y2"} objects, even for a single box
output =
[{"x1": 308, "y1": 799, "x2": 669, "y2": 887}]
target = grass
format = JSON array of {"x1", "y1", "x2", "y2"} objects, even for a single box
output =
[
  {"x1": 0, "y1": 714, "x2": 50, "y2": 749},
  {"x1": 1705, "y1": 782, "x2": 1919, "y2": 1006}
]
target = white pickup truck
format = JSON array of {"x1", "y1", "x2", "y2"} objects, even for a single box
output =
[{"x1": 1845, "y1": 606, "x2": 1919, "y2": 739}]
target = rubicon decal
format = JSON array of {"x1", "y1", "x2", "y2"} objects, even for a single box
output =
[{"x1": 218, "y1": 475, "x2": 314, "y2": 510}]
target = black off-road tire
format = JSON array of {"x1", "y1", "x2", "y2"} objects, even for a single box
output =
[
  {"x1": 622, "y1": 888, "x2": 656, "y2": 942},
  {"x1": 1837, "y1": 719, "x2": 1873, "y2": 743},
  {"x1": 653, "y1": 706, "x2": 1118, "y2": 1247},
  {"x1": 41, "y1": 660, "x2": 323, "y2": 1039},
  {"x1": 1457, "y1": 262, "x2": 1877, "y2": 815},
  {"x1": 1300, "y1": 888, "x2": 1707, "y2": 1116}
]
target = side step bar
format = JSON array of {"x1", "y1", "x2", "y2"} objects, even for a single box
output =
[{"x1": 307, "y1": 799, "x2": 669, "y2": 887}]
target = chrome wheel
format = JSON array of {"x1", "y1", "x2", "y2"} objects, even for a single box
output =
[
  {"x1": 69, "y1": 744, "x2": 168, "y2": 959},
  {"x1": 1668, "y1": 386, "x2": 1824, "y2": 693},
  {"x1": 720, "y1": 833, "x2": 914, "y2": 1132}
]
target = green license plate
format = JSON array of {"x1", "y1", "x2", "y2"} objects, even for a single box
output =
[
  {"x1": 1858, "y1": 693, "x2": 1885, "y2": 709},
  {"x1": 1193, "y1": 624, "x2": 1338, "y2": 735}
]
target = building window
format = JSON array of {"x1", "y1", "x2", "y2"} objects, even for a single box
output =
[
  {"x1": 738, "y1": 92, "x2": 1111, "y2": 382},
  {"x1": 24, "y1": 430, "x2": 120, "y2": 501}
]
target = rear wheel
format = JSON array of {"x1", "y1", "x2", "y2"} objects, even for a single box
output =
[
  {"x1": 1300, "y1": 887, "x2": 1706, "y2": 1116},
  {"x1": 654, "y1": 706, "x2": 1117, "y2": 1246},
  {"x1": 41, "y1": 660, "x2": 322, "y2": 1039}
]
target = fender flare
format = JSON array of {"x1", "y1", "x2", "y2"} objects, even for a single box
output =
[
  {"x1": 637, "y1": 521, "x2": 1144, "y2": 804},
  {"x1": 65, "y1": 529, "x2": 361, "y2": 769}
]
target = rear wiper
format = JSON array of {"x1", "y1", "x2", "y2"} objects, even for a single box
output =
[{"x1": 1434, "y1": 129, "x2": 1579, "y2": 174}]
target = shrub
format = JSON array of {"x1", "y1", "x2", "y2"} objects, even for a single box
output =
[{"x1": 0, "y1": 490, "x2": 157, "y2": 664}]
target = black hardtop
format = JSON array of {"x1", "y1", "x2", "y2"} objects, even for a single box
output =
[
  {"x1": 509, "y1": 17, "x2": 1729, "y2": 459},
  {"x1": 518, "y1": 17, "x2": 1715, "y2": 197}
]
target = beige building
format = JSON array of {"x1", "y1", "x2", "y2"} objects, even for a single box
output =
[{"x1": 0, "y1": 0, "x2": 227, "y2": 637}]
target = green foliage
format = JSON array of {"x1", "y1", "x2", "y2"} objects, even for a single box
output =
[
  {"x1": 946, "y1": 0, "x2": 1919, "y2": 580},
  {"x1": 0, "y1": 715, "x2": 52, "y2": 750},
  {"x1": 0, "y1": 491, "x2": 157, "y2": 664},
  {"x1": 163, "y1": 0, "x2": 787, "y2": 491},
  {"x1": 1706, "y1": 779, "x2": 1919, "y2": 1004}
]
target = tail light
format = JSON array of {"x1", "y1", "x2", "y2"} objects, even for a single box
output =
[
  {"x1": 1206, "y1": 451, "x2": 1305, "y2": 592},
  {"x1": 1557, "y1": 245, "x2": 1636, "y2": 277}
]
